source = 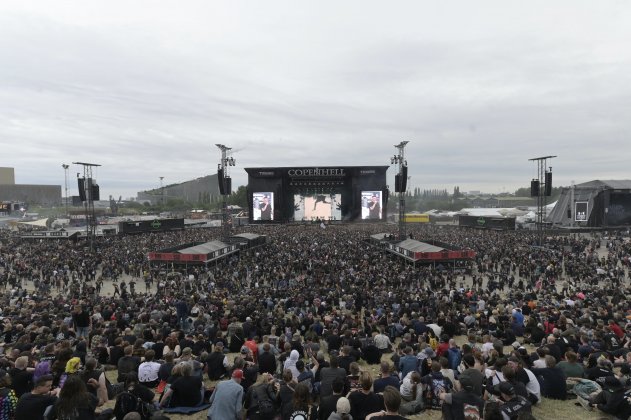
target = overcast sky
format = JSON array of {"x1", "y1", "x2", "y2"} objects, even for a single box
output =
[{"x1": 1, "y1": 1, "x2": 630, "y2": 200}]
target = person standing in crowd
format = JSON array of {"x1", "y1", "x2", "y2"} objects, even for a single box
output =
[
  {"x1": 72, "y1": 304, "x2": 92, "y2": 339},
  {"x1": 258, "y1": 343, "x2": 277, "y2": 375}
]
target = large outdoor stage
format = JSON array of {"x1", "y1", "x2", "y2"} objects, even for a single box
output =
[{"x1": 245, "y1": 166, "x2": 389, "y2": 223}]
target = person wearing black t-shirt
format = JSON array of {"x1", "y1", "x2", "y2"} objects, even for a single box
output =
[
  {"x1": 318, "y1": 377, "x2": 345, "y2": 420},
  {"x1": 15, "y1": 375, "x2": 58, "y2": 420},
  {"x1": 585, "y1": 358, "x2": 615, "y2": 386},
  {"x1": 9, "y1": 356, "x2": 33, "y2": 398},
  {"x1": 260, "y1": 196, "x2": 272, "y2": 220},
  {"x1": 366, "y1": 386, "x2": 408, "y2": 420},
  {"x1": 373, "y1": 362, "x2": 400, "y2": 394},
  {"x1": 160, "y1": 363, "x2": 202, "y2": 407},
  {"x1": 348, "y1": 372, "x2": 384, "y2": 420}
]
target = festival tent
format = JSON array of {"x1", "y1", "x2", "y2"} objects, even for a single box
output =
[{"x1": 17, "y1": 218, "x2": 48, "y2": 228}]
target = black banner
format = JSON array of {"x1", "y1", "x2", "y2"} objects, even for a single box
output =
[
  {"x1": 118, "y1": 218, "x2": 185, "y2": 235},
  {"x1": 459, "y1": 215, "x2": 516, "y2": 230}
]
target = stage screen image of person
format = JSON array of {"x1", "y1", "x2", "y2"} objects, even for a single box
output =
[
  {"x1": 293, "y1": 193, "x2": 342, "y2": 221},
  {"x1": 361, "y1": 191, "x2": 382, "y2": 220},
  {"x1": 252, "y1": 192, "x2": 274, "y2": 221}
]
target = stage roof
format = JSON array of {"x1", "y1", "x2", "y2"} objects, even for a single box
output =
[
  {"x1": 396, "y1": 239, "x2": 445, "y2": 253},
  {"x1": 233, "y1": 233, "x2": 263, "y2": 240},
  {"x1": 178, "y1": 241, "x2": 229, "y2": 254},
  {"x1": 576, "y1": 180, "x2": 631, "y2": 189},
  {"x1": 148, "y1": 240, "x2": 239, "y2": 264}
]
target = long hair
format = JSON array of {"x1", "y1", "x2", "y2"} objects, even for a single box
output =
[
  {"x1": 292, "y1": 382, "x2": 311, "y2": 411},
  {"x1": 56, "y1": 375, "x2": 92, "y2": 418},
  {"x1": 410, "y1": 371, "x2": 421, "y2": 399}
]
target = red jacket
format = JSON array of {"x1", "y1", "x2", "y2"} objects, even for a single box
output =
[{"x1": 610, "y1": 322, "x2": 624, "y2": 339}]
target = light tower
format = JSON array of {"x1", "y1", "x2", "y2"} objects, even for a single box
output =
[
  {"x1": 216, "y1": 144, "x2": 236, "y2": 240},
  {"x1": 62, "y1": 164, "x2": 69, "y2": 217},
  {"x1": 391, "y1": 141, "x2": 409, "y2": 240}
]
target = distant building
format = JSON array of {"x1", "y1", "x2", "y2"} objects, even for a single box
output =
[
  {"x1": 137, "y1": 174, "x2": 221, "y2": 205},
  {"x1": 0, "y1": 167, "x2": 61, "y2": 206},
  {"x1": 465, "y1": 196, "x2": 496, "y2": 208}
]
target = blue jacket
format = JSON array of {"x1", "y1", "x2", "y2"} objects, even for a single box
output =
[{"x1": 399, "y1": 355, "x2": 418, "y2": 379}]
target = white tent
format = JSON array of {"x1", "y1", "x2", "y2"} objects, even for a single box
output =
[{"x1": 18, "y1": 218, "x2": 48, "y2": 228}]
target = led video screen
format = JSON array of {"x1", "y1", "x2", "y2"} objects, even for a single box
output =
[
  {"x1": 252, "y1": 192, "x2": 274, "y2": 221},
  {"x1": 361, "y1": 191, "x2": 382, "y2": 220},
  {"x1": 293, "y1": 193, "x2": 342, "y2": 220}
]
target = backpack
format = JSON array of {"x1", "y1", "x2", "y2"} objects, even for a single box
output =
[
  {"x1": 254, "y1": 385, "x2": 276, "y2": 417},
  {"x1": 114, "y1": 391, "x2": 152, "y2": 420}
]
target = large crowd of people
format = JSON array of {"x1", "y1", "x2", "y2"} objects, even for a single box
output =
[{"x1": 0, "y1": 222, "x2": 630, "y2": 419}]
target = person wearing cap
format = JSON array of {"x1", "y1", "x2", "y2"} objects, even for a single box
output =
[
  {"x1": 439, "y1": 374, "x2": 484, "y2": 420},
  {"x1": 328, "y1": 396, "x2": 352, "y2": 420},
  {"x1": 457, "y1": 354, "x2": 485, "y2": 397},
  {"x1": 208, "y1": 369, "x2": 244, "y2": 420},
  {"x1": 496, "y1": 381, "x2": 532, "y2": 419}
]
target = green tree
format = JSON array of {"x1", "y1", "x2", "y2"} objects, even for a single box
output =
[{"x1": 227, "y1": 185, "x2": 248, "y2": 208}]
